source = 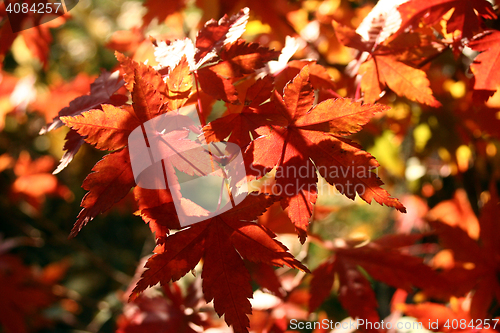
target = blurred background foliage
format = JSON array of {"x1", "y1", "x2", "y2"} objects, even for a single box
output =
[{"x1": 1, "y1": 0, "x2": 500, "y2": 332}]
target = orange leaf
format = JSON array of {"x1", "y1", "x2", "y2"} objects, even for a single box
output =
[
  {"x1": 469, "y1": 30, "x2": 500, "y2": 92},
  {"x1": 61, "y1": 105, "x2": 140, "y2": 151},
  {"x1": 359, "y1": 55, "x2": 441, "y2": 107},
  {"x1": 70, "y1": 148, "x2": 136, "y2": 237}
]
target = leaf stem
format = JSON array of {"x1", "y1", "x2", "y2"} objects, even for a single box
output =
[{"x1": 193, "y1": 71, "x2": 207, "y2": 127}]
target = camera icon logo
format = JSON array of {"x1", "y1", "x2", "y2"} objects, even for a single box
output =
[{"x1": 128, "y1": 106, "x2": 248, "y2": 227}]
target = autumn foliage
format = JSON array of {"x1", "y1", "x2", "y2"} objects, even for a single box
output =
[{"x1": 1, "y1": 0, "x2": 500, "y2": 332}]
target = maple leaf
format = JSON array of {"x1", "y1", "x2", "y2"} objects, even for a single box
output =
[
  {"x1": 335, "y1": 5, "x2": 444, "y2": 106},
  {"x1": 10, "y1": 151, "x2": 72, "y2": 213},
  {"x1": 63, "y1": 55, "x2": 226, "y2": 236},
  {"x1": 40, "y1": 71, "x2": 127, "y2": 173},
  {"x1": 429, "y1": 184, "x2": 500, "y2": 320},
  {"x1": 469, "y1": 30, "x2": 500, "y2": 93},
  {"x1": 334, "y1": 21, "x2": 372, "y2": 54},
  {"x1": 131, "y1": 194, "x2": 308, "y2": 333},
  {"x1": 68, "y1": 148, "x2": 136, "y2": 238},
  {"x1": 194, "y1": 40, "x2": 280, "y2": 105},
  {"x1": 397, "y1": 0, "x2": 496, "y2": 40},
  {"x1": 244, "y1": 66, "x2": 405, "y2": 242},
  {"x1": 195, "y1": 42, "x2": 278, "y2": 106},
  {"x1": 359, "y1": 54, "x2": 441, "y2": 107},
  {"x1": 61, "y1": 59, "x2": 178, "y2": 236},
  {"x1": 153, "y1": 17, "x2": 279, "y2": 108},
  {"x1": 52, "y1": 129, "x2": 84, "y2": 175},
  {"x1": 334, "y1": 0, "x2": 410, "y2": 67},
  {"x1": 41, "y1": 71, "x2": 126, "y2": 134},
  {"x1": 309, "y1": 234, "x2": 450, "y2": 331},
  {"x1": 61, "y1": 104, "x2": 140, "y2": 151},
  {"x1": 195, "y1": 7, "x2": 250, "y2": 63},
  {"x1": 150, "y1": 9, "x2": 278, "y2": 107}
]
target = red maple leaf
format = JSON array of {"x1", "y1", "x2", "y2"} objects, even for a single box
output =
[
  {"x1": 397, "y1": 0, "x2": 496, "y2": 40},
  {"x1": 42, "y1": 71, "x2": 127, "y2": 134},
  {"x1": 429, "y1": 184, "x2": 500, "y2": 320},
  {"x1": 309, "y1": 234, "x2": 450, "y2": 332},
  {"x1": 334, "y1": 16, "x2": 442, "y2": 107},
  {"x1": 59, "y1": 62, "x2": 166, "y2": 236},
  {"x1": 40, "y1": 71, "x2": 127, "y2": 173},
  {"x1": 131, "y1": 194, "x2": 308, "y2": 333},
  {"x1": 60, "y1": 57, "x2": 217, "y2": 238},
  {"x1": 52, "y1": 8, "x2": 416, "y2": 332},
  {"x1": 469, "y1": 30, "x2": 500, "y2": 93},
  {"x1": 243, "y1": 66, "x2": 405, "y2": 242}
]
